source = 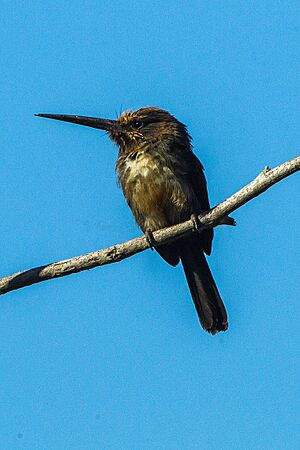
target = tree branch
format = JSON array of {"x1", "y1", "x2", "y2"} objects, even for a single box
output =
[{"x1": 0, "y1": 156, "x2": 299, "y2": 296}]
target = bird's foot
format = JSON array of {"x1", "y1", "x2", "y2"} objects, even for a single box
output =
[
  {"x1": 190, "y1": 214, "x2": 203, "y2": 233},
  {"x1": 145, "y1": 229, "x2": 156, "y2": 250},
  {"x1": 191, "y1": 214, "x2": 203, "y2": 233}
]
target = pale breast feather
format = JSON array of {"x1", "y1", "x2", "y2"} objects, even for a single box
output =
[
  {"x1": 124, "y1": 152, "x2": 160, "y2": 181},
  {"x1": 119, "y1": 150, "x2": 194, "y2": 228}
]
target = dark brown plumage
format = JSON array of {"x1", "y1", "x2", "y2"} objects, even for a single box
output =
[{"x1": 36, "y1": 107, "x2": 228, "y2": 334}]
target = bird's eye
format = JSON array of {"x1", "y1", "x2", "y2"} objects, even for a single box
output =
[{"x1": 132, "y1": 120, "x2": 143, "y2": 129}]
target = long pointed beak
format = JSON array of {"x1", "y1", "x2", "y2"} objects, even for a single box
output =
[{"x1": 35, "y1": 113, "x2": 117, "y2": 132}]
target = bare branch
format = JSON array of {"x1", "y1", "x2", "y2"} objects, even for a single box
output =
[{"x1": 0, "y1": 155, "x2": 299, "y2": 296}]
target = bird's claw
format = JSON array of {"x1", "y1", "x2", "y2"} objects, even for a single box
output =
[
  {"x1": 145, "y1": 229, "x2": 156, "y2": 250},
  {"x1": 191, "y1": 214, "x2": 202, "y2": 233}
]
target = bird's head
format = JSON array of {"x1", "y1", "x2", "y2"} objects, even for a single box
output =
[{"x1": 36, "y1": 107, "x2": 191, "y2": 152}]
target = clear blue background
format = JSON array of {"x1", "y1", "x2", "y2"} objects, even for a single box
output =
[{"x1": 0, "y1": 1, "x2": 299, "y2": 449}]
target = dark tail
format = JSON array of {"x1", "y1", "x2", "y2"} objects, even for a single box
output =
[{"x1": 180, "y1": 244, "x2": 228, "y2": 334}]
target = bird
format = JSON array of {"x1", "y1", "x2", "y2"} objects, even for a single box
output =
[{"x1": 36, "y1": 107, "x2": 231, "y2": 334}]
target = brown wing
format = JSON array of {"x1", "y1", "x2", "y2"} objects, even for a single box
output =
[
  {"x1": 184, "y1": 150, "x2": 213, "y2": 256},
  {"x1": 156, "y1": 150, "x2": 213, "y2": 265},
  {"x1": 156, "y1": 243, "x2": 180, "y2": 266}
]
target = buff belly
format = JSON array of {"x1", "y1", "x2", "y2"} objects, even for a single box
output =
[{"x1": 120, "y1": 153, "x2": 192, "y2": 232}]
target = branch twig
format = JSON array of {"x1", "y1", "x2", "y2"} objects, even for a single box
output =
[{"x1": 0, "y1": 156, "x2": 299, "y2": 296}]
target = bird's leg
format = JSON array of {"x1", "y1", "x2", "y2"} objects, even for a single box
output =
[
  {"x1": 190, "y1": 213, "x2": 203, "y2": 233},
  {"x1": 145, "y1": 229, "x2": 156, "y2": 250}
]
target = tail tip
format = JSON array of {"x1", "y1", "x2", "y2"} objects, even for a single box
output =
[{"x1": 206, "y1": 321, "x2": 228, "y2": 335}]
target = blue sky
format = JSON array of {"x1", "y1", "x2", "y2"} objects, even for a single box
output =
[{"x1": 0, "y1": 1, "x2": 299, "y2": 449}]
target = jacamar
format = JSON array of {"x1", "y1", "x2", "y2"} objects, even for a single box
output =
[{"x1": 36, "y1": 107, "x2": 229, "y2": 334}]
